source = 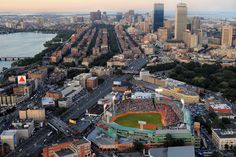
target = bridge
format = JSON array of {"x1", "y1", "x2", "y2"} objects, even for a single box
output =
[
  {"x1": 47, "y1": 114, "x2": 77, "y2": 137},
  {"x1": 0, "y1": 57, "x2": 32, "y2": 61}
]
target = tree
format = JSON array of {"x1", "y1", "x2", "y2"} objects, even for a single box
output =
[
  {"x1": 133, "y1": 140, "x2": 144, "y2": 152},
  {"x1": 211, "y1": 151, "x2": 223, "y2": 157},
  {"x1": 114, "y1": 69, "x2": 123, "y2": 75},
  {"x1": 164, "y1": 134, "x2": 185, "y2": 147},
  {"x1": 232, "y1": 146, "x2": 236, "y2": 155},
  {"x1": 169, "y1": 62, "x2": 236, "y2": 102},
  {"x1": 222, "y1": 118, "x2": 231, "y2": 125},
  {"x1": 173, "y1": 139, "x2": 185, "y2": 146},
  {"x1": 225, "y1": 144, "x2": 229, "y2": 150},
  {"x1": 165, "y1": 133, "x2": 173, "y2": 142}
]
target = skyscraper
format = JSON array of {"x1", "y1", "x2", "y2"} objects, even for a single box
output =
[
  {"x1": 183, "y1": 30, "x2": 198, "y2": 48},
  {"x1": 221, "y1": 25, "x2": 233, "y2": 48},
  {"x1": 153, "y1": 3, "x2": 164, "y2": 32},
  {"x1": 157, "y1": 27, "x2": 169, "y2": 43},
  {"x1": 175, "y1": 3, "x2": 188, "y2": 41},
  {"x1": 90, "y1": 10, "x2": 101, "y2": 22},
  {"x1": 191, "y1": 16, "x2": 201, "y2": 33},
  {"x1": 102, "y1": 11, "x2": 108, "y2": 21}
]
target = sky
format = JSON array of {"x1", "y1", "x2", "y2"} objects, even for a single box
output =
[{"x1": 0, "y1": 0, "x2": 236, "y2": 13}]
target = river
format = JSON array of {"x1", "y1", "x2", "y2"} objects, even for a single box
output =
[{"x1": 0, "y1": 32, "x2": 56, "y2": 71}]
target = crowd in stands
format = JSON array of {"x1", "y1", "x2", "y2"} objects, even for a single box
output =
[
  {"x1": 156, "y1": 104, "x2": 179, "y2": 126},
  {"x1": 118, "y1": 99, "x2": 155, "y2": 113},
  {"x1": 116, "y1": 98, "x2": 183, "y2": 127},
  {"x1": 158, "y1": 98, "x2": 184, "y2": 123}
]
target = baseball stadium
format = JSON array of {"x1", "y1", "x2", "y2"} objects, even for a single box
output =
[{"x1": 88, "y1": 92, "x2": 194, "y2": 151}]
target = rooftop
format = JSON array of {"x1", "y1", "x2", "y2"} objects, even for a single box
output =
[
  {"x1": 213, "y1": 129, "x2": 236, "y2": 138},
  {"x1": 210, "y1": 104, "x2": 231, "y2": 110},
  {"x1": 70, "y1": 119, "x2": 92, "y2": 133},
  {"x1": 168, "y1": 146, "x2": 194, "y2": 157},
  {"x1": 148, "y1": 146, "x2": 195, "y2": 157},
  {"x1": 55, "y1": 149, "x2": 74, "y2": 157},
  {"x1": 0, "y1": 130, "x2": 17, "y2": 136},
  {"x1": 87, "y1": 128, "x2": 115, "y2": 145},
  {"x1": 72, "y1": 138, "x2": 90, "y2": 146}
]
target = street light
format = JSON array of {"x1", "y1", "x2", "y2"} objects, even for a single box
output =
[
  {"x1": 155, "y1": 88, "x2": 163, "y2": 94},
  {"x1": 103, "y1": 103, "x2": 107, "y2": 119},
  {"x1": 181, "y1": 99, "x2": 185, "y2": 105},
  {"x1": 181, "y1": 98, "x2": 185, "y2": 110},
  {"x1": 112, "y1": 95, "x2": 116, "y2": 113},
  {"x1": 155, "y1": 88, "x2": 163, "y2": 101}
]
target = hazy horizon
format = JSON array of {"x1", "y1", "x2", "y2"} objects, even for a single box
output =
[{"x1": 0, "y1": 0, "x2": 236, "y2": 13}]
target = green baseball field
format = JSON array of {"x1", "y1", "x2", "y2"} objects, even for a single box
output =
[{"x1": 114, "y1": 113, "x2": 163, "y2": 130}]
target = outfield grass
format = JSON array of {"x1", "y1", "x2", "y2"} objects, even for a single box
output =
[{"x1": 114, "y1": 113, "x2": 162, "y2": 130}]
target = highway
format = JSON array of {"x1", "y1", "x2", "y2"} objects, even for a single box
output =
[
  {"x1": 6, "y1": 127, "x2": 53, "y2": 157},
  {"x1": 48, "y1": 114, "x2": 74, "y2": 137}
]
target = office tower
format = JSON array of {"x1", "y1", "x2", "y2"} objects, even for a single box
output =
[
  {"x1": 128, "y1": 10, "x2": 135, "y2": 16},
  {"x1": 187, "y1": 23, "x2": 191, "y2": 31},
  {"x1": 175, "y1": 3, "x2": 188, "y2": 41},
  {"x1": 233, "y1": 39, "x2": 236, "y2": 47},
  {"x1": 221, "y1": 25, "x2": 233, "y2": 48},
  {"x1": 157, "y1": 27, "x2": 169, "y2": 43},
  {"x1": 190, "y1": 34, "x2": 199, "y2": 48},
  {"x1": 195, "y1": 29, "x2": 207, "y2": 45},
  {"x1": 140, "y1": 21, "x2": 150, "y2": 33},
  {"x1": 102, "y1": 11, "x2": 108, "y2": 21},
  {"x1": 192, "y1": 16, "x2": 201, "y2": 33},
  {"x1": 164, "y1": 20, "x2": 174, "y2": 37},
  {"x1": 137, "y1": 15, "x2": 144, "y2": 23},
  {"x1": 183, "y1": 30, "x2": 198, "y2": 48},
  {"x1": 153, "y1": 3, "x2": 164, "y2": 32},
  {"x1": 90, "y1": 10, "x2": 101, "y2": 22}
]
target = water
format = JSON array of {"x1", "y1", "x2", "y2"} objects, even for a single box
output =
[{"x1": 0, "y1": 32, "x2": 56, "y2": 71}]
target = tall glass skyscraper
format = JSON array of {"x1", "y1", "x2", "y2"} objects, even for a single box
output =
[{"x1": 153, "y1": 3, "x2": 164, "y2": 32}]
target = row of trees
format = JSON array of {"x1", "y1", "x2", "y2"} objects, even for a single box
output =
[
  {"x1": 164, "y1": 133, "x2": 185, "y2": 147},
  {"x1": 146, "y1": 62, "x2": 176, "y2": 73},
  {"x1": 194, "y1": 113, "x2": 232, "y2": 135},
  {"x1": 132, "y1": 134, "x2": 185, "y2": 152}
]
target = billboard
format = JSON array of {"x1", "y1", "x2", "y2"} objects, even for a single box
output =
[
  {"x1": 113, "y1": 81, "x2": 121, "y2": 86},
  {"x1": 69, "y1": 119, "x2": 76, "y2": 125},
  {"x1": 17, "y1": 76, "x2": 27, "y2": 85}
]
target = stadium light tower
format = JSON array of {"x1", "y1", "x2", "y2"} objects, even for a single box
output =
[
  {"x1": 103, "y1": 103, "x2": 107, "y2": 113},
  {"x1": 155, "y1": 88, "x2": 163, "y2": 101},
  {"x1": 112, "y1": 95, "x2": 116, "y2": 113},
  {"x1": 181, "y1": 98, "x2": 184, "y2": 104},
  {"x1": 181, "y1": 98, "x2": 185, "y2": 110},
  {"x1": 106, "y1": 111, "x2": 113, "y2": 123},
  {"x1": 103, "y1": 103, "x2": 108, "y2": 121},
  {"x1": 155, "y1": 88, "x2": 163, "y2": 93}
]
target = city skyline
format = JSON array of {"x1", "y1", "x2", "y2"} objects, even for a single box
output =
[
  {"x1": 0, "y1": 0, "x2": 236, "y2": 156},
  {"x1": 0, "y1": 0, "x2": 236, "y2": 13}
]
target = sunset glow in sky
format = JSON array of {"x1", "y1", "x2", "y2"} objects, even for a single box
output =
[{"x1": 0, "y1": 0, "x2": 236, "y2": 12}]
